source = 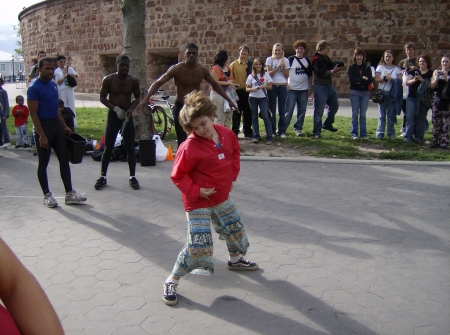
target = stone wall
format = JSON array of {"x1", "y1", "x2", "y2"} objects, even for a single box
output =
[{"x1": 20, "y1": 0, "x2": 450, "y2": 97}]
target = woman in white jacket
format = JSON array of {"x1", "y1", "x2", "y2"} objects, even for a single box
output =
[{"x1": 54, "y1": 55, "x2": 79, "y2": 128}]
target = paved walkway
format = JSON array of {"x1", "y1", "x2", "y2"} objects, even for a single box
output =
[{"x1": 0, "y1": 149, "x2": 449, "y2": 334}]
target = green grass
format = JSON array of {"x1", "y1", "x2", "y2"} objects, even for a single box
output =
[
  {"x1": 5, "y1": 107, "x2": 109, "y2": 142},
  {"x1": 4, "y1": 107, "x2": 449, "y2": 161},
  {"x1": 263, "y1": 114, "x2": 450, "y2": 161}
]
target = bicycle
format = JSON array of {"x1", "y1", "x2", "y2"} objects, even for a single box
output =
[{"x1": 141, "y1": 89, "x2": 175, "y2": 140}]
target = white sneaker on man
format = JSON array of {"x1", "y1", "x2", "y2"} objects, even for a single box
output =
[{"x1": 2, "y1": 143, "x2": 10, "y2": 148}]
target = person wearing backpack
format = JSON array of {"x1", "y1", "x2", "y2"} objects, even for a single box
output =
[{"x1": 281, "y1": 40, "x2": 312, "y2": 137}]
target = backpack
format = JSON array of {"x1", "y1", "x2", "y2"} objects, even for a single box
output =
[
  {"x1": 246, "y1": 59, "x2": 253, "y2": 77},
  {"x1": 288, "y1": 56, "x2": 312, "y2": 77}
]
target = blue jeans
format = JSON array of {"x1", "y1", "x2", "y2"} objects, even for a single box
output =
[
  {"x1": 267, "y1": 84, "x2": 287, "y2": 135},
  {"x1": 0, "y1": 116, "x2": 11, "y2": 145},
  {"x1": 249, "y1": 97, "x2": 273, "y2": 142},
  {"x1": 404, "y1": 97, "x2": 416, "y2": 142},
  {"x1": 376, "y1": 91, "x2": 396, "y2": 139},
  {"x1": 349, "y1": 94, "x2": 369, "y2": 137},
  {"x1": 281, "y1": 89, "x2": 308, "y2": 134},
  {"x1": 15, "y1": 123, "x2": 29, "y2": 145},
  {"x1": 405, "y1": 97, "x2": 429, "y2": 141},
  {"x1": 313, "y1": 85, "x2": 339, "y2": 135},
  {"x1": 31, "y1": 126, "x2": 36, "y2": 146}
]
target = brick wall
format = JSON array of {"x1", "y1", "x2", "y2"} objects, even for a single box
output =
[{"x1": 20, "y1": 0, "x2": 449, "y2": 97}]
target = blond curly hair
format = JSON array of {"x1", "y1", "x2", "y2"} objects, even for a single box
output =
[{"x1": 179, "y1": 90, "x2": 217, "y2": 133}]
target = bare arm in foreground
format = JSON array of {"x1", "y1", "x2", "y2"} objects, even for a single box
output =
[{"x1": 0, "y1": 237, "x2": 64, "y2": 335}]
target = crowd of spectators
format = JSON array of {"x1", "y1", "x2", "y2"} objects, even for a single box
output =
[{"x1": 209, "y1": 42, "x2": 449, "y2": 149}]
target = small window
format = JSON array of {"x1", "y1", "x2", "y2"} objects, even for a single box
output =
[
  {"x1": 99, "y1": 54, "x2": 120, "y2": 78},
  {"x1": 365, "y1": 49, "x2": 403, "y2": 70},
  {"x1": 0, "y1": 64, "x2": 5, "y2": 71},
  {"x1": 147, "y1": 50, "x2": 178, "y2": 80}
]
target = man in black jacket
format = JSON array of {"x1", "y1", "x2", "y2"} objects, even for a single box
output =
[{"x1": 311, "y1": 40, "x2": 345, "y2": 138}]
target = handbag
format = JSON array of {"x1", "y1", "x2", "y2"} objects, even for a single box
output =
[
  {"x1": 372, "y1": 91, "x2": 384, "y2": 104},
  {"x1": 66, "y1": 67, "x2": 77, "y2": 87},
  {"x1": 67, "y1": 75, "x2": 77, "y2": 87},
  {"x1": 372, "y1": 66, "x2": 395, "y2": 103}
]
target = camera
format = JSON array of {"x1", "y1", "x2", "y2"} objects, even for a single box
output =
[
  {"x1": 234, "y1": 84, "x2": 240, "y2": 88},
  {"x1": 334, "y1": 60, "x2": 345, "y2": 68}
]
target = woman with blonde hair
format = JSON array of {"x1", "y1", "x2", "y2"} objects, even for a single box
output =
[
  {"x1": 265, "y1": 43, "x2": 289, "y2": 137},
  {"x1": 374, "y1": 50, "x2": 403, "y2": 139}
]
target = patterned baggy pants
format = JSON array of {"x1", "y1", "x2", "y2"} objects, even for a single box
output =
[
  {"x1": 431, "y1": 98, "x2": 450, "y2": 147},
  {"x1": 172, "y1": 197, "x2": 249, "y2": 277}
]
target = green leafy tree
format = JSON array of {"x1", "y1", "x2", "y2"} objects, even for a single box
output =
[{"x1": 13, "y1": 23, "x2": 23, "y2": 58}]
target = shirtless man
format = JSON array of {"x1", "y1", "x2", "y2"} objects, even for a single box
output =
[
  {"x1": 95, "y1": 55, "x2": 140, "y2": 191},
  {"x1": 136, "y1": 43, "x2": 239, "y2": 147}
]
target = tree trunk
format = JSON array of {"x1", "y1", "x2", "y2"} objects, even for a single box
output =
[{"x1": 120, "y1": 0, "x2": 151, "y2": 140}]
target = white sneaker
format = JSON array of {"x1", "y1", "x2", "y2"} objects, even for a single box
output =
[
  {"x1": 280, "y1": 134, "x2": 286, "y2": 139},
  {"x1": 43, "y1": 192, "x2": 58, "y2": 208},
  {"x1": 2, "y1": 143, "x2": 11, "y2": 148},
  {"x1": 399, "y1": 132, "x2": 405, "y2": 138},
  {"x1": 65, "y1": 190, "x2": 87, "y2": 205}
]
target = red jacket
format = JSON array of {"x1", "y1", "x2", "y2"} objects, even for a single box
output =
[
  {"x1": 171, "y1": 124, "x2": 240, "y2": 211},
  {"x1": 11, "y1": 105, "x2": 29, "y2": 127}
]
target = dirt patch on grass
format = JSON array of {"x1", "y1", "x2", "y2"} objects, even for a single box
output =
[
  {"x1": 238, "y1": 137, "x2": 391, "y2": 158},
  {"x1": 238, "y1": 138, "x2": 313, "y2": 157}
]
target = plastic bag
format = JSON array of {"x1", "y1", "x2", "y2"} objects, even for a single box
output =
[
  {"x1": 153, "y1": 135, "x2": 168, "y2": 162},
  {"x1": 224, "y1": 85, "x2": 239, "y2": 113},
  {"x1": 402, "y1": 70, "x2": 409, "y2": 99},
  {"x1": 114, "y1": 133, "x2": 123, "y2": 147}
]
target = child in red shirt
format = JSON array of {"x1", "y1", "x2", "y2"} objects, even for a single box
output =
[
  {"x1": 11, "y1": 95, "x2": 30, "y2": 148},
  {"x1": 162, "y1": 90, "x2": 258, "y2": 306}
]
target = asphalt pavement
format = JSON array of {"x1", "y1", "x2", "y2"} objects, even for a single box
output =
[{"x1": 0, "y1": 147, "x2": 449, "y2": 334}]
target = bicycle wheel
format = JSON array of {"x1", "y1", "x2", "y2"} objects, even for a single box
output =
[{"x1": 152, "y1": 105, "x2": 168, "y2": 139}]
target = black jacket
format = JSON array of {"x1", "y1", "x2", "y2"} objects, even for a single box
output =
[
  {"x1": 348, "y1": 63, "x2": 373, "y2": 92},
  {"x1": 312, "y1": 52, "x2": 334, "y2": 86}
]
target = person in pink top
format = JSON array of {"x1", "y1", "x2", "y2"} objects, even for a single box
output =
[
  {"x1": 0, "y1": 237, "x2": 64, "y2": 335},
  {"x1": 162, "y1": 90, "x2": 258, "y2": 306}
]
